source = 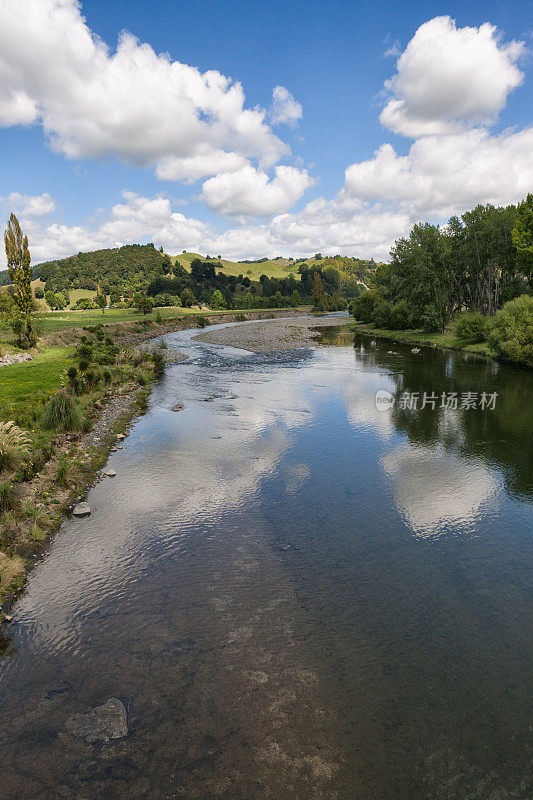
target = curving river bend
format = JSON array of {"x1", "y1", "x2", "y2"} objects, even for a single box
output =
[{"x1": 0, "y1": 320, "x2": 531, "y2": 800}]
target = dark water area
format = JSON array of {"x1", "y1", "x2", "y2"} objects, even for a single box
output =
[{"x1": 0, "y1": 321, "x2": 531, "y2": 800}]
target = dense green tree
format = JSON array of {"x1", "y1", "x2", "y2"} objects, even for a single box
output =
[
  {"x1": 512, "y1": 193, "x2": 533, "y2": 274},
  {"x1": 312, "y1": 271, "x2": 325, "y2": 307},
  {"x1": 180, "y1": 288, "x2": 195, "y2": 307},
  {"x1": 134, "y1": 292, "x2": 154, "y2": 315},
  {"x1": 95, "y1": 293, "x2": 107, "y2": 314},
  {"x1": 4, "y1": 213, "x2": 36, "y2": 347},
  {"x1": 210, "y1": 289, "x2": 225, "y2": 309}
]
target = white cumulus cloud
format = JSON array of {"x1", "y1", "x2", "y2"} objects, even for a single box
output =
[
  {"x1": 380, "y1": 16, "x2": 525, "y2": 137},
  {"x1": 1, "y1": 192, "x2": 56, "y2": 217},
  {"x1": 201, "y1": 164, "x2": 316, "y2": 217},
  {"x1": 270, "y1": 86, "x2": 303, "y2": 127},
  {"x1": 0, "y1": 0, "x2": 290, "y2": 179},
  {"x1": 343, "y1": 126, "x2": 533, "y2": 219}
]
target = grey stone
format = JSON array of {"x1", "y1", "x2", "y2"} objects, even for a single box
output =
[
  {"x1": 105, "y1": 469, "x2": 116, "y2": 477},
  {"x1": 411, "y1": 347, "x2": 421, "y2": 354},
  {"x1": 172, "y1": 403, "x2": 184, "y2": 411},
  {"x1": 66, "y1": 697, "x2": 128, "y2": 743},
  {"x1": 72, "y1": 502, "x2": 91, "y2": 517}
]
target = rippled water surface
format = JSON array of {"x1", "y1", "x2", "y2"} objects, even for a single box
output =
[{"x1": 1, "y1": 322, "x2": 531, "y2": 800}]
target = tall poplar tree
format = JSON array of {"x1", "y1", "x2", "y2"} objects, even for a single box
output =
[{"x1": 4, "y1": 214, "x2": 36, "y2": 347}]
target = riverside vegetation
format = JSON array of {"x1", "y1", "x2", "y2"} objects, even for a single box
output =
[
  {"x1": 349, "y1": 195, "x2": 533, "y2": 365},
  {"x1": 0, "y1": 319, "x2": 165, "y2": 605}
]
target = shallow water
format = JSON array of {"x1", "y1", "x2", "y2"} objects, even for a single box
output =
[{"x1": 1, "y1": 322, "x2": 531, "y2": 800}]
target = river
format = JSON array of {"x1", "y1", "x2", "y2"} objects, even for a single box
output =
[{"x1": 0, "y1": 320, "x2": 531, "y2": 800}]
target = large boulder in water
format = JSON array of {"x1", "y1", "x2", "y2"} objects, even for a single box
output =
[
  {"x1": 72, "y1": 502, "x2": 91, "y2": 517},
  {"x1": 65, "y1": 697, "x2": 128, "y2": 743}
]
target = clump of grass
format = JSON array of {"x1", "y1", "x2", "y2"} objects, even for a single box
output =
[
  {"x1": 151, "y1": 349, "x2": 165, "y2": 379},
  {"x1": 54, "y1": 454, "x2": 72, "y2": 488},
  {"x1": 0, "y1": 421, "x2": 31, "y2": 473},
  {"x1": 195, "y1": 315, "x2": 208, "y2": 328},
  {"x1": 0, "y1": 482, "x2": 16, "y2": 512},
  {"x1": 0, "y1": 551, "x2": 25, "y2": 597},
  {"x1": 40, "y1": 389, "x2": 83, "y2": 432}
]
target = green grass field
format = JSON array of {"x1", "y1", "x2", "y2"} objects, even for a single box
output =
[
  {"x1": 31, "y1": 305, "x2": 213, "y2": 333},
  {"x1": 0, "y1": 346, "x2": 73, "y2": 421},
  {"x1": 174, "y1": 252, "x2": 302, "y2": 281}
]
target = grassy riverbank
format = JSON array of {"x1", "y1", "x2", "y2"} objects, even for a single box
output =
[
  {"x1": 345, "y1": 321, "x2": 496, "y2": 358},
  {"x1": 0, "y1": 308, "x2": 310, "y2": 611}
]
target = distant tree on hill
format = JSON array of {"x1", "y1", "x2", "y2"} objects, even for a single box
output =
[
  {"x1": 312, "y1": 271, "x2": 325, "y2": 307},
  {"x1": 210, "y1": 289, "x2": 225, "y2": 309},
  {"x1": 180, "y1": 288, "x2": 195, "y2": 307}
]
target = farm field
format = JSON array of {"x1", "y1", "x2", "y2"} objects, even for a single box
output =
[{"x1": 174, "y1": 252, "x2": 302, "y2": 280}]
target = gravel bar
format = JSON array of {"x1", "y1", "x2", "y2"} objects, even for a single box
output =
[{"x1": 193, "y1": 316, "x2": 347, "y2": 353}]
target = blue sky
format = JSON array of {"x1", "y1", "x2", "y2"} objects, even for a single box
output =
[{"x1": 0, "y1": 0, "x2": 532, "y2": 264}]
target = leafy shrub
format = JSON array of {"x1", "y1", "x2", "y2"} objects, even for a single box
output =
[
  {"x1": 40, "y1": 390, "x2": 83, "y2": 431},
  {"x1": 389, "y1": 300, "x2": 413, "y2": 330},
  {"x1": 0, "y1": 421, "x2": 31, "y2": 473},
  {"x1": 421, "y1": 304, "x2": 445, "y2": 333},
  {"x1": 373, "y1": 300, "x2": 393, "y2": 329},
  {"x1": 0, "y1": 482, "x2": 15, "y2": 512},
  {"x1": 77, "y1": 343, "x2": 93, "y2": 360},
  {"x1": 487, "y1": 295, "x2": 533, "y2": 365},
  {"x1": 78, "y1": 358, "x2": 89, "y2": 372},
  {"x1": 350, "y1": 290, "x2": 379, "y2": 323},
  {"x1": 195, "y1": 315, "x2": 208, "y2": 328},
  {"x1": 455, "y1": 312, "x2": 488, "y2": 344}
]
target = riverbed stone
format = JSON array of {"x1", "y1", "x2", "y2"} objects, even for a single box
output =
[
  {"x1": 105, "y1": 469, "x2": 116, "y2": 477},
  {"x1": 411, "y1": 347, "x2": 421, "y2": 354},
  {"x1": 116, "y1": 433, "x2": 126, "y2": 440},
  {"x1": 172, "y1": 403, "x2": 184, "y2": 411},
  {"x1": 65, "y1": 697, "x2": 128, "y2": 743},
  {"x1": 72, "y1": 502, "x2": 91, "y2": 517}
]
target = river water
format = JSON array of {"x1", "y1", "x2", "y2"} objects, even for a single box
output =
[{"x1": 0, "y1": 321, "x2": 531, "y2": 800}]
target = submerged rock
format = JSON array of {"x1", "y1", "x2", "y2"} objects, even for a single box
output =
[
  {"x1": 105, "y1": 469, "x2": 116, "y2": 477},
  {"x1": 72, "y1": 502, "x2": 91, "y2": 517},
  {"x1": 65, "y1": 697, "x2": 128, "y2": 743},
  {"x1": 172, "y1": 403, "x2": 184, "y2": 412}
]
